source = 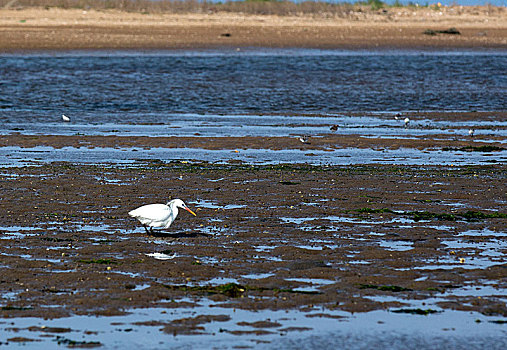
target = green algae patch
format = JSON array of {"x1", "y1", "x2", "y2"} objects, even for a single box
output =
[
  {"x1": 409, "y1": 211, "x2": 456, "y2": 222},
  {"x1": 359, "y1": 284, "x2": 412, "y2": 292},
  {"x1": 216, "y1": 283, "x2": 246, "y2": 297},
  {"x1": 164, "y1": 283, "x2": 322, "y2": 298},
  {"x1": 78, "y1": 258, "x2": 119, "y2": 265},
  {"x1": 391, "y1": 308, "x2": 440, "y2": 315},
  {"x1": 460, "y1": 210, "x2": 507, "y2": 222},
  {"x1": 356, "y1": 208, "x2": 395, "y2": 214},
  {"x1": 408, "y1": 210, "x2": 506, "y2": 222}
]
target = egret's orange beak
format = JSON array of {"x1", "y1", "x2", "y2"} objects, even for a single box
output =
[{"x1": 184, "y1": 207, "x2": 197, "y2": 216}]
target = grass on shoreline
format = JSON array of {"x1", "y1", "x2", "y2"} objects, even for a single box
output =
[{"x1": 2, "y1": 0, "x2": 505, "y2": 16}]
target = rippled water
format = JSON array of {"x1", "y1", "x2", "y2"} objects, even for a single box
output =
[
  {"x1": 2, "y1": 302, "x2": 505, "y2": 349},
  {"x1": 1, "y1": 50, "x2": 506, "y2": 118}
]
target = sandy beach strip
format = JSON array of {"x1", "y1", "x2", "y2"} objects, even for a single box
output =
[{"x1": 0, "y1": 7, "x2": 506, "y2": 51}]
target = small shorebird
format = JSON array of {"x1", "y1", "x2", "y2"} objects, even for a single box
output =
[
  {"x1": 129, "y1": 199, "x2": 196, "y2": 234},
  {"x1": 330, "y1": 124, "x2": 339, "y2": 131},
  {"x1": 468, "y1": 129, "x2": 475, "y2": 137},
  {"x1": 404, "y1": 117, "x2": 410, "y2": 128},
  {"x1": 298, "y1": 135, "x2": 311, "y2": 144},
  {"x1": 62, "y1": 114, "x2": 70, "y2": 122}
]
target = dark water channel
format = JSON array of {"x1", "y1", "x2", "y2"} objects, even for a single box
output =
[{"x1": 1, "y1": 50, "x2": 506, "y2": 118}]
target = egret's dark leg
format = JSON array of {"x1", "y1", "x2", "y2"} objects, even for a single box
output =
[
  {"x1": 143, "y1": 225, "x2": 150, "y2": 234},
  {"x1": 149, "y1": 227, "x2": 154, "y2": 235}
]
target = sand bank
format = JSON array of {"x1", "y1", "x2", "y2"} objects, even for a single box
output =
[{"x1": 0, "y1": 6, "x2": 506, "y2": 51}]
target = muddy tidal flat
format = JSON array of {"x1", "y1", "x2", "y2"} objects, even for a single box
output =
[{"x1": 1, "y1": 111, "x2": 506, "y2": 348}]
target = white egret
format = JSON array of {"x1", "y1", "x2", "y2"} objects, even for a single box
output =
[
  {"x1": 129, "y1": 199, "x2": 196, "y2": 234},
  {"x1": 62, "y1": 114, "x2": 70, "y2": 122}
]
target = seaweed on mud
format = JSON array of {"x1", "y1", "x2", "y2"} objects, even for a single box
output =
[
  {"x1": 391, "y1": 308, "x2": 440, "y2": 315},
  {"x1": 443, "y1": 145, "x2": 505, "y2": 152},
  {"x1": 278, "y1": 181, "x2": 300, "y2": 185},
  {"x1": 439, "y1": 284, "x2": 462, "y2": 289},
  {"x1": 1, "y1": 306, "x2": 33, "y2": 311},
  {"x1": 427, "y1": 284, "x2": 462, "y2": 292},
  {"x1": 359, "y1": 284, "x2": 412, "y2": 292},
  {"x1": 40, "y1": 237, "x2": 74, "y2": 242},
  {"x1": 43, "y1": 287, "x2": 69, "y2": 294},
  {"x1": 356, "y1": 208, "x2": 395, "y2": 214},
  {"x1": 78, "y1": 258, "x2": 119, "y2": 265},
  {"x1": 352, "y1": 207, "x2": 506, "y2": 222},
  {"x1": 460, "y1": 210, "x2": 507, "y2": 221},
  {"x1": 27, "y1": 326, "x2": 72, "y2": 333},
  {"x1": 414, "y1": 199, "x2": 441, "y2": 203},
  {"x1": 164, "y1": 283, "x2": 246, "y2": 298},
  {"x1": 54, "y1": 336, "x2": 102, "y2": 348},
  {"x1": 409, "y1": 211, "x2": 457, "y2": 222},
  {"x1": 358, "y1": 195, "x2": 382, "y2": 200},
  {"x1": 6, "y1": 337, "x2": 39, "y2": 343},
  {"x1": 164, "y1": 283, "x2": 322, "y2": 298},
  {"x1": 213, "y1": 283, "x2": 246, "y2": 297},
  {"x1": 135, "y1": 161, "x2": 326, "y2": 174},
  {"x1": 408, "y1": 210, "x2": 506, "y2": 222}
]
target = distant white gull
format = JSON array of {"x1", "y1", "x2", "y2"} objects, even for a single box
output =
[{"x1": 62, "y1": 114, "x2": 70, "y2": 122}]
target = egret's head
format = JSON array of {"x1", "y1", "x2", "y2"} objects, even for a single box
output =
[{"x1": 171, "y1": 199, "x2": 197, "y2": 216}]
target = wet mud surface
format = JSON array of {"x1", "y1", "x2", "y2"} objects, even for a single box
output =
[
  {"x1": 1, "y1": 109, "x2": 507, "y2": 347},
  {"x1": 1, "y1": 161, "x2": 506, "y2": 319},
  {"x1": 1, "y1": 129, "x2": 506, "y2": 152}
]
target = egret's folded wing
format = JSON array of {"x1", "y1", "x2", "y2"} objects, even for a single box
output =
[{"x1": 129, "y1": 204, "x2": 169, "y2": 220}]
